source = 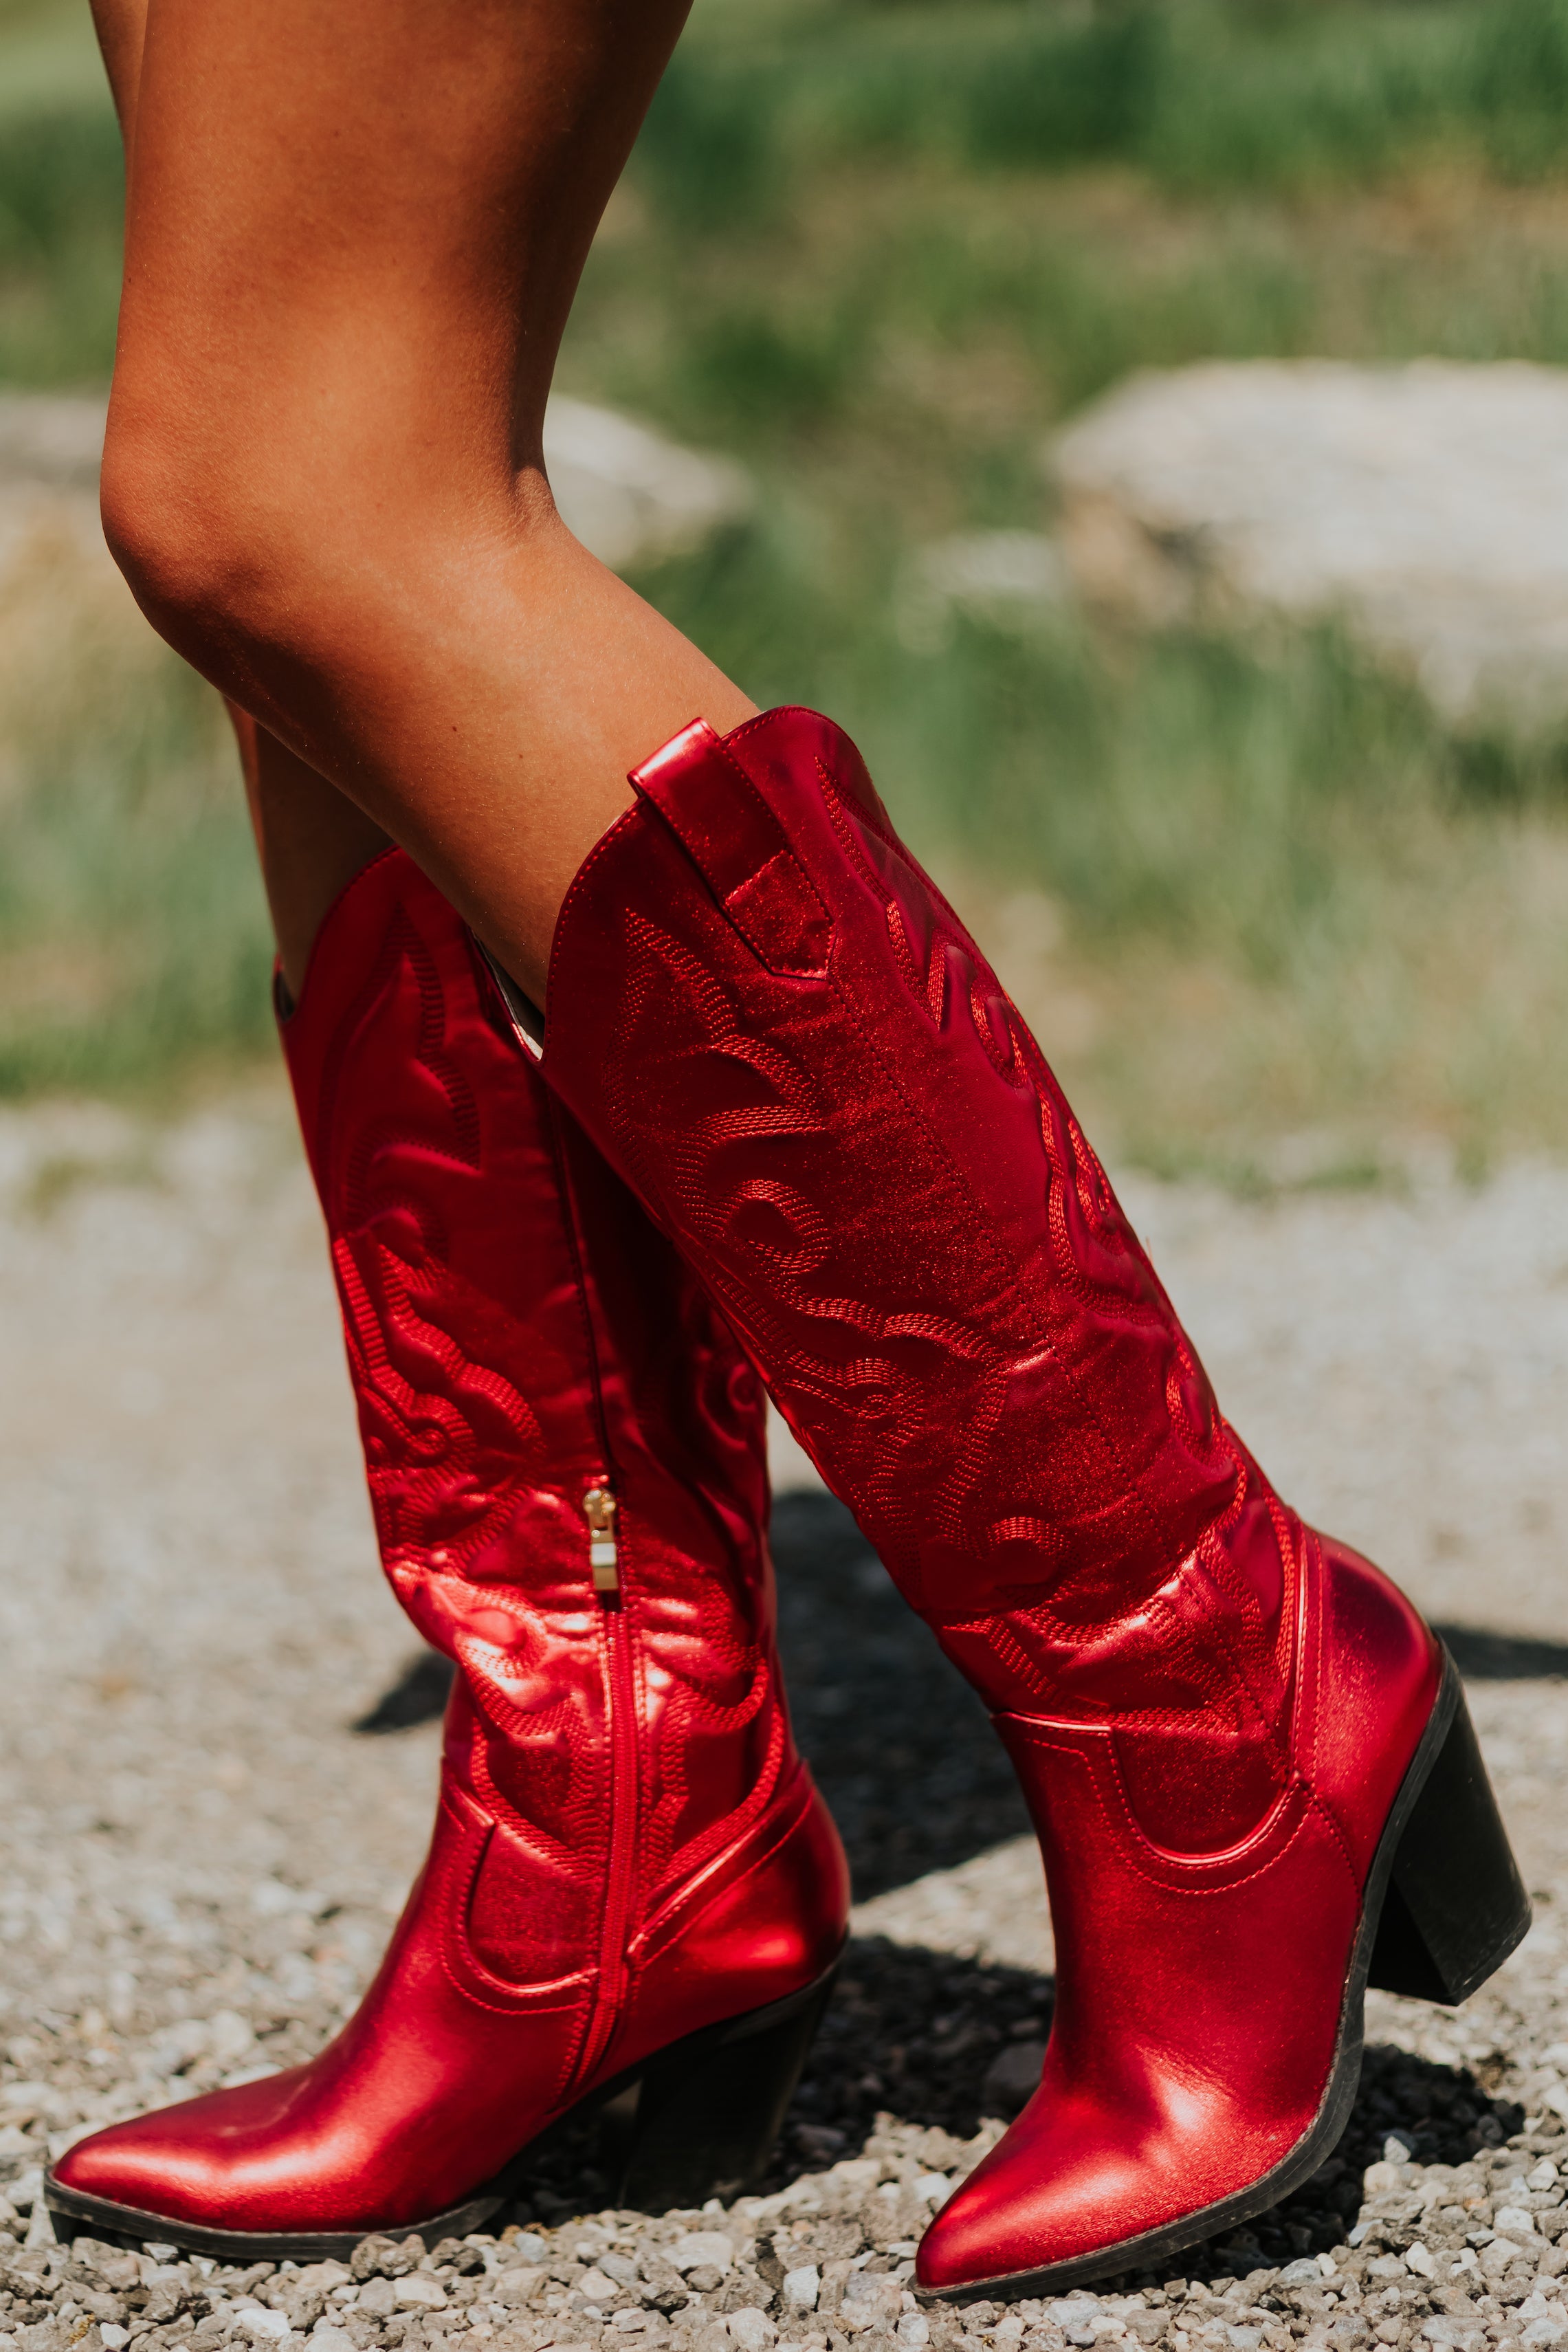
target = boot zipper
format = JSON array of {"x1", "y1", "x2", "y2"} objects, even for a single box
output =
[
  {"x1": 580, "y1": 1480, "x2": 638, "y2": 2081},
  {"x1": 544, "y1": 1088, "x2": 641, "y2": 2089},
  {"x1": 584, "y1": 1486, "x2": 619, "y2": 1592}
]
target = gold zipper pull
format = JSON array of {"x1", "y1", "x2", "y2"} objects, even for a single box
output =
[{"x1": 584, "y1": 1486, "x2": 619, "y2": 1593}]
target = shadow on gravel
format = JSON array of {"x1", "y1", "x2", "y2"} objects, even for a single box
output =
[
  {"x1": 352, "y1": 1649, "x2": 458, "y2": 1733},
  {"x1": 500, "y1": 1934, "x2": 1526, "y2": 2272},
  {"x1": 768, "y1": 1493, "x2": 1030, "y2": 1898},
  {"x1": 1435, "y1": 1623, "x2": 1568, "y2": 1680}
]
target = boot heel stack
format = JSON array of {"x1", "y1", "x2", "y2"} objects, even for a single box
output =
[
  {"x1": 606, "y1": 1971, "x2": 838, "y2": 2211},
  {"x1": 1369, "y1": 1659, "x2": 1531, "y2": 2007}
]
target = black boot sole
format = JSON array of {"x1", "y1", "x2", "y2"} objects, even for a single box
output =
[
  {"x1": 44, "y1": 1958, "x2": 840, "y2": 2263},
  {"x1": 931, "y1": 1647, "x2": 1530, "y2": 2304}
]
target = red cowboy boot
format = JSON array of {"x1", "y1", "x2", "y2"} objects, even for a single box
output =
[
  {"x1": 47, "y1": 846, "x2": 847, "y2": 2262},
  {"x1": 534, "y1": 706, "x2": 1529, "y2": 2299}
]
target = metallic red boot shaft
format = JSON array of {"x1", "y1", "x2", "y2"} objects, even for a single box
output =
[
  {"x1": 538, "y1": 707, "x2": 1525, "y2": 2294},
  {"x1": 49, "y1": 848, "x2": 846, "y2": 2254}
]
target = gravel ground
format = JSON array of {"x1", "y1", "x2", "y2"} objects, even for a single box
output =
[{"x1": 3, "y1": 1085, "x2": 1568, "y2": 2352}]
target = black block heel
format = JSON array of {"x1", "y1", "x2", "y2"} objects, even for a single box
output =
[
  {"x1": 1369, "y1": 1659, "x2": 1531, "y2": 2006},
  {"x1": 604, "y1": 1968, "x2": 838, "y2": 2211}
]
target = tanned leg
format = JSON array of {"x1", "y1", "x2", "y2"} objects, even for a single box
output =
[
  {"x1": 89, "y1": 0, "x2": 390, "y2": 1000},
  {"x1": 224, "y1": 714, "x2": 390, "y2": 1001},
  {"x1": 102, "y1": 0, "x2": 755, "y2": 1007},
  {"x1": 85, "y1": 0, "x2": 143, "y2": 155}
]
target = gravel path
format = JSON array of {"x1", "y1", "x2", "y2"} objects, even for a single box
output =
[{"x1": 2, "y1": 1085, "x2": 1567, "y2": 2352}]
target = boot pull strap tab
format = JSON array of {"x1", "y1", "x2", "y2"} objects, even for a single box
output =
[{"x1": 630, "y1": 720, "x2": 833, "y2": 979}]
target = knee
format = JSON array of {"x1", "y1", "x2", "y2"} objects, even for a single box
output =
[
  {"x1": 100, "y1": 377, "x2": 349, "y2": 689},
  {"x1": 101, "y1": 382, "x2": 558, "y2": 694},
  {"x1": 100, "y1": 397, "x2": 265, "y2": 681}
]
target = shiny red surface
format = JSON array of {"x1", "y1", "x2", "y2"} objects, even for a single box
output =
[
  {"x1": 540, "y1": 707, "x2": 1444, "y2": 2288},
  {"x1": 54, "y1": 848, "x2": 846, "y2": 2236}
]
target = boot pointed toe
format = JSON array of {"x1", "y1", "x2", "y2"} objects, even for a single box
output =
[
  {"x1": 50, "y1": 2085, "x2": 278, "y2": 2229},
  {"x1": 916, "y1": 2072, "x2": 1303, "y2": 2296},
  {"x1": 52, "y1": 2111, "x2": 174, "y2": 2208}
]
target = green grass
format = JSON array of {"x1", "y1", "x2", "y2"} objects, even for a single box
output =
[
  {"x1": 8, "y1": 0, "x2": 1568, "y2": 1162},
  {"x1": 0, "y1": 105, "x2": 122, "y2": 382},
  {"x1": 0, "y1": 616, "x2": 273, "y2": 1096},
  {"x1": 637, "y1": 0, "x2": 1568, "y2": 206},
  {"x1": 0, "y1": 0, "x2": 121, "y2": 387}
]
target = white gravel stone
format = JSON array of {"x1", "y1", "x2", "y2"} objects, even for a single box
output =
[
  {"x1": 725, "y1": 2313, "x2": 777, "y2": 2352},
  {"x1": 230, "y1": 2310, "x2": 289, "y2": 2342},
  {"x1": 494, "y1": 2267, "x2": 544, "y2": 2304},
  {"x1": 393, "y1": 2279, "x2": 448, "y2": 2311},
  {"x1": 780, "y1": 2268, "x2": 819, "y2": 2312},
  {"x1": 837, "y1": 2276, "x2": 904, "y2": 2333},
  {"x1": 667, "y1": 2237, "x2": 736, "y2": 2276}
]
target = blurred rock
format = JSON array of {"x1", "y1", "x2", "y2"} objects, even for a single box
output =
[
  {"x1": 896, "y1": 529, "x2": 1070, "y2": 652},
  {"x1": 1051, "y1": 360, "x2": 1568, "y2": 724},
  {"x1": 0, "y1": 398, "x2": 142, "y2": 765},
  {"x1": 0, "y1": 393, "x2": 106, "y2": 490},
  {"x1": 542, "y1": 395, "x2": 750, "y2": 570},
  {"x1": 0, "y1": 393, "x2": 118, "y2": 589}
]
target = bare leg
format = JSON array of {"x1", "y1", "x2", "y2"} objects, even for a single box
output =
[
  {"x1": 102, "y1": 0, "x2": 755, "y2": 1007},
  {"x1": 225, "y1": 712, "x2": 391, "y2": 1000},
  {"x1": 85, "y1": 0, "x2": 143, "y2": 160},
  {"x1": 89, "y1": 0, "x2": 390, "y2": 999}
]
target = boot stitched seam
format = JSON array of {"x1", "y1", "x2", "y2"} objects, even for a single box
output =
[
  {"x1": 1094, "y1": 1737, "x2": 1318, "y2": 1885},
  {"x1": 1305, "y1": 1783, "x2": 1367, "y2": 1902},
  {"x1": 542, "y1": 802, "x2": 645, "y2": 1021},
  {"x1": 339, "y1": 1239, "x2": 557, "y2": 1577},
  {"x1": 461, "y1": 1702, "x2": 603, "y2": 1876},
  {"x1": 633, "y1": 1760, "x2": 820, "y2": 1964},
  {"x1": 638, "y1": 1676, "x2": 789, "y2": 1915},
  {"x1": 814, "y1": 758, "x2": 1213, "y2": 1519},
  {"x1": 436, "y1": 1858, "x2": 599, "y2": 2020},
  {"x1": 1006, "y1": 1719, "x2": 1328, "y2": 1891},
  {"x1": 1174, "y1": 1543, "x2": 1297, "y2": 1767}
]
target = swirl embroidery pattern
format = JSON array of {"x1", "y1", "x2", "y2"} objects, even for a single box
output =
[
  {"x1": 284, "y1": 849, "x2": 795, "y2": 1975},
  {"x1": 547, "y1": 709, "x2": 1310, "y2": 1849}
]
